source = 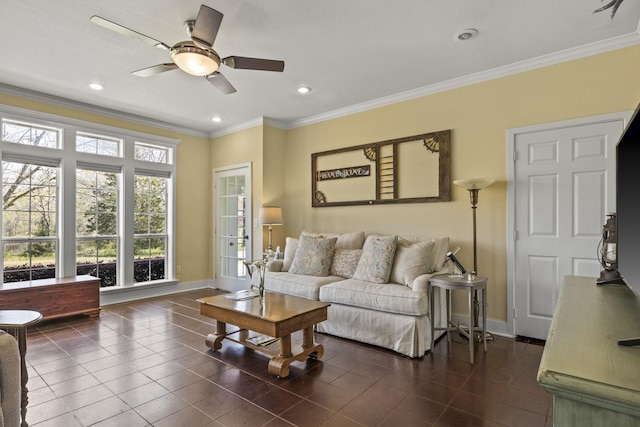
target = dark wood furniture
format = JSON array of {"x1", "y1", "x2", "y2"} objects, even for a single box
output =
[
  {"x1": 0, "y1": 275, "x2": 101, "y2": 320},
  {"x1": 198, "y1": 292, "x2": 329, "y2": 378},
  {"x1": 0, "y1": 310, "x2": 42, "y2": 427}
]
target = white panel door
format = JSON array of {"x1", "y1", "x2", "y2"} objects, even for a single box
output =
[
  {"x1": 214, "y1": 164, "x2": 252, "y2": 292},
  {"x1": 513, "y1": 120, "x2": 622, "y2": 339}
]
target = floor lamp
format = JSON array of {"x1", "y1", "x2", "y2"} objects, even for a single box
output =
[
  {"x1": 454, "y1": 177, "x2": 495, "y2": 342},
  {"x1": 259, "y1": 206, "x2": 283, "y2": 251}
]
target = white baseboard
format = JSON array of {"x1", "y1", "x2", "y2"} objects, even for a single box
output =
[{"x1": 100, "y1": 279, "x2": 216, "y2": 306}]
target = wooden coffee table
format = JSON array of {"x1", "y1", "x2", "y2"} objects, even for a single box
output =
[{"x1": 197, "y1": 292, "x2": 330, "y2": 378}]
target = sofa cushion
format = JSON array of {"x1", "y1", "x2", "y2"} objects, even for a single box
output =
[
  {"x1": 319, "y1": 278, "x2": 428, "y2": 316},
  {"x1": 390, "y1": 238, "x2": 435, "y2": 286},
  {"x1": 282, "y1": 236, "x2": 299, "y2": 272},
  {"x1": 353, "y1": 235, "x2": 398, "y2": 283},
  {"x1": 330, "y1": 249, "x2": 362, "y2": 278},
  {"x1": 302, "y1": 230, "x2": 365, "y2": 249},
  {"x1": 264, "y1": 271, "x2": 343, "y2": 300},
  {"x1": 289, "y1": 235, "x2": 337, "y2": 276}
]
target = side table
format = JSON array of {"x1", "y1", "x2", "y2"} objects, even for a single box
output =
[
  {"x1": 429, "y1": 274, "x2": 487, "y2": 363},
  {"x1": 0, "y1": 310, "x2": 43, "y2": 427}
]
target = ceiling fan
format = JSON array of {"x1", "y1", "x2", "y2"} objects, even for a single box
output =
[{"x1": 90, "y1": 4, "x2": 285, "y2": 94}]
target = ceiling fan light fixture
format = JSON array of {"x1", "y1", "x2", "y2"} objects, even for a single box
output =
[{"x1": 171, "y1": 42, "x2": 220, "y2": 76}]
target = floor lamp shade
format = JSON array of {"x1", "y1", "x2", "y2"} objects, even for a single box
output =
[{"x1": 259, "y1": 207, "x2": 283, "y2": 251}]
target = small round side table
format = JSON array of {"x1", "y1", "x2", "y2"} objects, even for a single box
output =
[
  {"x1": 429, "y1": 274, "x2": 487, "y2": 364},
  {"x1": 0, "y1": 310, "x2": 43, "y2": 427}
]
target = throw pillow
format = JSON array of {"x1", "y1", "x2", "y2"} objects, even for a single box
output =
[
  {"x1": 289, "y1": 235, "x2": 337, "y2": 276},
  {"x1": 353, "y1": 235, "x2": 398, "y2": 283},
  {"x1": 330, "y1": 249, "x2": 363, "y2": 278},
  {"x1": 390, "y1": 238, "x2": 436, "y2": 286}
]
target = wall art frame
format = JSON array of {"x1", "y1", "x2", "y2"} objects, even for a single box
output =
[{"x1": 311, "y1": 130, "x2": 451, "y2": 207}]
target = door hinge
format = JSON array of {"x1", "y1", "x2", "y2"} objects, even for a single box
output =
[
  {"x1": 513, "y1": 308, "x2": 516, "y2": 318},
  {"x1": 513, "y1": 151, "x2": 518, "y2": 162},
  {"x1": 513, "y1": 230, "x2": 518, "y2": 241}
]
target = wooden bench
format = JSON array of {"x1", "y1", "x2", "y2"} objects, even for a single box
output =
[{"x1": 0, "y1": 275, "x2": 101, "y2": 320}]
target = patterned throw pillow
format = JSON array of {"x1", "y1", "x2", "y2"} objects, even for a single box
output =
[
  {"x1": 289, "y1": 235, "x2": 338, "y2": 276},
  {"x1": 330, "y1": 249, "x2": 363, "y2": 278},
  {"x1": 353, "y1": 235, "x2": 398, "y2": 283}
]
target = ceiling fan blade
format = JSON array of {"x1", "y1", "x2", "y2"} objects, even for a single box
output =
[
  {"x1": 191, "y1": 5, "x2": 224, "y2": 49},
  {"x1": 132, "y1": 63, "x2": 178, "y2": 77},
  {"x1": 205, "y1": 72, "x2": 237, "y2": 94},
  {"x1": 90, "y1": 16, "x2": 170, "y2": 50},
  {"x1": 222, "y1": 56, "x2": 285, "y2": 72}
]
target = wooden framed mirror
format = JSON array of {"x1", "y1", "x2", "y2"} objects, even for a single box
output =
[{"x1": 311, "y1": 130, "x2": 451, "y2": 207}]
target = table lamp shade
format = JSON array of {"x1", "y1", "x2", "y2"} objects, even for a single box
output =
[{"x1": 259, "y1": 207, "x2": 283, "y2": 225}]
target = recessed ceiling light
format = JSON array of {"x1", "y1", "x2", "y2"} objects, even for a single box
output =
[
  {"x1": 89, "y1": 82, "x2": 104, "y2": 91},
  {"x1": 211, "y1": 116, "x2": 223, "y2": 123},
  {"x1": 296, "y1": 86, "x2": 312, "y2": 94},
  {"x1": 454, "y1": 28, "x2": 479, "y2": 41}
]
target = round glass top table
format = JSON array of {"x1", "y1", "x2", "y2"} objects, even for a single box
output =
[{"x1": 0, "y1": 310, "x2": 43, "y2": 427}]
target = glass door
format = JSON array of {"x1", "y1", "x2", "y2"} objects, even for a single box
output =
[{"x1": 215, "y1": 164, "x2": 251, "y2": 292}]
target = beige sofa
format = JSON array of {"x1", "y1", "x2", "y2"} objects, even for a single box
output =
[
  {"x1": 0, "y1": 330, "x2": 20, "y2": 427},
  {"x1": 261, "y1": 231, "x2": 448, "y2": 358}
]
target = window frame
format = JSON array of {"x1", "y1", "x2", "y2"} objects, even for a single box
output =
[{"x1": 0, "y1": 105, "x2": 179, "y2": 289}]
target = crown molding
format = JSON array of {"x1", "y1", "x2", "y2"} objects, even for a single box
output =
[
  {"x1": 284, "y1": 32, "x2": 640, "y2": 130},
  {"x1": 0, "y1": 83, "x2": 209, "y2": 138},
  {"x1": 2, "y1": 30, "x2": 639, "y2": 140}
]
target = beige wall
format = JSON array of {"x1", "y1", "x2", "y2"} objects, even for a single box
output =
[
  {"x1": 210, "y1": 125, "x2": 265, "y2": 263},
  {"x1": 279, "y1": 45, "x2": 640, "y2": 325},
  {"x1": 0, "y1": 93, "x2": 212, "y2": 284}
]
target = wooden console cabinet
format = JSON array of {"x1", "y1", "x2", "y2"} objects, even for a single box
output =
[
  {"x1": 0, "y1": 275, "x2": 101, "y2": 320},
  {"x1": 538, "y1": 275, "x2": 640, "y2": 426}
]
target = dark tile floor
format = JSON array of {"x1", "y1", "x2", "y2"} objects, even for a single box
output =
[{"x1": 23, "y1": 289, "x2": 552, "y2": 426}]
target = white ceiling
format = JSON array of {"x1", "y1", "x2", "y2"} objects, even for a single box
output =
[{"x1": 1, "y1": 1, "x2": 639, "y2": 137}]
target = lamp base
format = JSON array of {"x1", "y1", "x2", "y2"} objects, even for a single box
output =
[
  {"x1": 597, "y1": 269, "x2": 624, "y2": 285},
  {"x1": 458, "y1": 328, "x2": 494, "y2": 343}
]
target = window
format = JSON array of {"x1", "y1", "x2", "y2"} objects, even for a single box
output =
[
  {"x1": 0, "y1": 105, "x2": 178, "y2": 288},
  {"x1": 2, "y1": 120, "x2": 60, "y2": 149},
  {"x1": 76, "y1": 133, "x2": 121, "y2": 157},
  {"x1": 135, "y1": 142, "x2": 169, "y2": 164},
  {"x1": 76, "y1": 169, "x2": 119, "y2": 286},
  {"x1": 134, "y1": 174, "x2": 167, "y2": 282},
  {"x1": 2, "y1": 160, "x2": 58, "y2": 282}
]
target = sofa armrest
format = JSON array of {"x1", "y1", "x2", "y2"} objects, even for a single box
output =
[
  {"x1": 411, "y1": 268, "x2": 449, "y2": 293},
  {"x1": 0, "y1": 331, "x2": 21, "y2": 427},
  {"x1": 267, "y1": 259, "x2": 283, "y2": 272}
]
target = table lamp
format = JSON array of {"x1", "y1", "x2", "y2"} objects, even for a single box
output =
[{"x1": 259, "y1": 206, "x2": 283, "y2": 251}]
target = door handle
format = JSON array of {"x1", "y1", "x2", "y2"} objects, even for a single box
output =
[{"x1": 229, "y1": 242, "x2": 235, "y2": 246}]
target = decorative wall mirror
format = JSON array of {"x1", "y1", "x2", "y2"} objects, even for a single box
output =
[{"x1": 311, "y1": 130, "x2": 451, "y2": 207}]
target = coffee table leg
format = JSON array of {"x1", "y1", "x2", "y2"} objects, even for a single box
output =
[
  {"x1": 268, "y1": 327, "x2": 324, "y2": 378},
  {"x1": 205, "y1": 320, "x2": 226, "y2": 351}
]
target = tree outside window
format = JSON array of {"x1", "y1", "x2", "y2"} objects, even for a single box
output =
[
  {"x1": 2, "y1": 161, "x2": 57, "y2": 282},
  {"x1": 134, "y1": 175, "x2": 166, "y2": 282},
  {"x1": 76, "y1": 169, "x2": 119, "y2": 287}
]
